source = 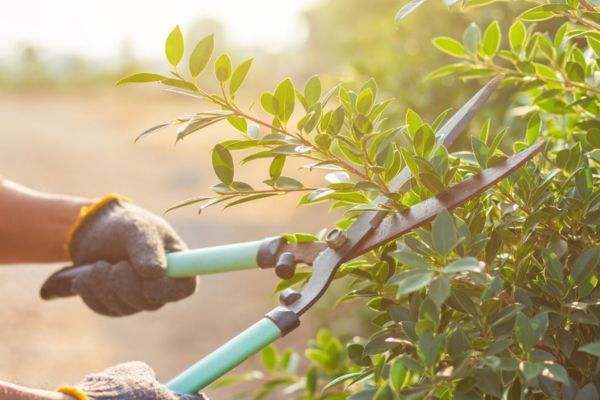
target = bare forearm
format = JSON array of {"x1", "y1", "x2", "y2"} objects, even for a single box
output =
[
  {"x1": 0, "y1": 179, "x2": 93, "y2": 263},
  {"x1": 0, "y1": 381, "x2": 75, "y2": 400}
]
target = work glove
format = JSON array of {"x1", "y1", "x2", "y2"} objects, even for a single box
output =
[
  {"x1": 57, "y1": 361, "x2": 207, "y2": 400},
  {"x1": 50, "y1": 194, "x2": 197, "y2": 316}
]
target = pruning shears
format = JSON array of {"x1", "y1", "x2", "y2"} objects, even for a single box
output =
[{"x1": 40, "y1": 76, "x2": 544, "y2": 394}]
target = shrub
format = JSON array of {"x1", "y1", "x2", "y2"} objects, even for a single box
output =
[{"x1": 121, "y1": 1, "x2": 599, "y2": 398}]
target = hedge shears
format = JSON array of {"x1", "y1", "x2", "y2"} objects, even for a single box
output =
[{"x1": 40, "y1": 76, "x2": 544, "y2": 394}]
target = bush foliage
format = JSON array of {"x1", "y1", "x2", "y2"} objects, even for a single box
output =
[{"x1": 121, "y1": 0, "x2": 599, "y2": 398}]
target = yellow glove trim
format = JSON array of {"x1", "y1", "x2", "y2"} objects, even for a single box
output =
[
  {"x1": 56, "y1": 386, "x2": 89, "y2": 400},
  {"x1": 64, "y1": 193, "x2": 130, "y2": 259}
]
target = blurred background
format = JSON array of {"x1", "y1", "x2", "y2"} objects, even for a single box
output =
[{"x1": 0, "y1": 0, "x2": 524, "y2": 397}]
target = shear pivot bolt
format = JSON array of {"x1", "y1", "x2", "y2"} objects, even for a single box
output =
[
  {"x1": 279, "y1": 288, "x2": 301, "y2": 306},
  {"x1": 325, "y1": 228, "x2": 348, "y2": 249},
  {"x1": 275, "y1": 252, "x2": 296, "y2": 280}
]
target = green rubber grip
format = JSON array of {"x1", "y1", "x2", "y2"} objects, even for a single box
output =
[
  {"x1": 166, "y1": 317, "x2": 282, "y2": 393},
  {"x1": 165, "y1": 240, "x2": 263, "y2": 277}
]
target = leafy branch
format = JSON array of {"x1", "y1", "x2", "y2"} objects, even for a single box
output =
[{"x1": 118, "y1": 26, "x2": 459, "y2": 214}]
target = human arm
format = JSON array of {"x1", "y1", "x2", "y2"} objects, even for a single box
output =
[
  {"x1": 0, "y1": 178, "x2": 91, "y2": 263},
  {"x1": 0, "y1": 380, "x2": 75, "y2": 400}
]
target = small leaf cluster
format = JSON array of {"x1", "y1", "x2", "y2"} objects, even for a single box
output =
[
  {"x1": 121, "y1": 26, "x2": 475, "y2": 216},
  {"x1": 429, "y1": 0, "x2": 600, "y2": 149}
]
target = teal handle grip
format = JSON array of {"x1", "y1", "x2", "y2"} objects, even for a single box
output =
[
  {"x1": 166, "y1": 240, "x2": 263, "y2": 277},
  {"x1": 166, "y1": 317, "x2": 282, "y2": 393}
]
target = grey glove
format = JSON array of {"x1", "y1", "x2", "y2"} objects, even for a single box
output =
[
  {"x1": 60, "y1": 361, "x2": 207, "y2": 400},
  {"x1": 67, "y1": 197, "x2": 196, "y2": 316}
]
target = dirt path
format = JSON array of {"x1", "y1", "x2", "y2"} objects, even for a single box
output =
[{"x1": 0, "y1": 88, "x2": 334, "y2": 396}]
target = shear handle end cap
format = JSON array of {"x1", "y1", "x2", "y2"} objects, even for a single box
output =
[{"x1": 40, "y1": 265, "x2": 88, "y2": 300}]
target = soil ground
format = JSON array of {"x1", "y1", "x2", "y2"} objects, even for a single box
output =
[{"x1": 0, "y1": 87, "x2": 336, "y2": 397}]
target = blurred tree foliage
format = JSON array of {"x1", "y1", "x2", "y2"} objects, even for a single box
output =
[{"x1": 302, "y1": 0, "x2": 525, "y2": 122}]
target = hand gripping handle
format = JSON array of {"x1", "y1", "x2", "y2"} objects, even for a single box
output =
[{"x1": 40, "y1": 240, "x2": 264, "y2": 299}]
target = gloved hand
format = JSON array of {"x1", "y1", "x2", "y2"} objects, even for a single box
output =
[
  {"x1": 57, "y1": 195, "x2": 196, "y2": 316},
  {"x1": 57, "y1": 362, "x2": 207, "y2": 400}
]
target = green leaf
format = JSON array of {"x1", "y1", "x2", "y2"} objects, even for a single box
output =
[
  {"x1": 515, "y1": 312, "x2": 534, "y2": 354},
  {"x1": 542, "y1": 249, "x2": 563, "y2": 282},
  {"x1": 395, "y1": 270, "x2": 433, "y2": 296},
  {"x1": 482, "y1": 21, "x2": 501, "y2": 57},
  {"x1": 479, "y1": 119, "x2": 491, "y2": 143},
  {"x1": 322, "y1": 372, "x2": 363, "y2": 393},
  {"x1": 305, "y1": 366, "x2": 317, "y2": 395},
  {"x1": 405, "y1": 108, "x2": 423, "y2": 136},
  {"x1": 304, "y1": 75, "x2": 321, "y2": 106},
  {"x1": 134, "y1": 122, "x2": 170, "y2": 143},
  {"x1": 165, "y1": 25, "x2": 184, "y2": 67},
  {"x1": 541, "y1": 363, "x2": 569, "y2": 385},
  {"x1": 391, "y1": 250, "x2": 430, "y2": 269},
  {"x1": 400, "y1": 148, "x2": 419, "y2": 177},
  {"x1": 229, "y1": 58, "x2": 253, "y2": 95},
  {"x1": 520, "y1": 361, "x2": 542, "y2": 382},
  {"x1": 164, "y1": 195, "x2": 215, "y2": 213},
  {"x1": 315, "y1": 134, "x2": 332, "y2": 150},
  {"x1": 531, "y1": 312, "x2": 548, "y2": 342},
  {"x1": 214, "y1": 53, "x2": 232, "y2": 83},
  {"x1": 347, "y1": 343, "x2": 366, "y2": 364},
  {"x1": 274, "y1": 79, "x2": 296, "y2": 123},
  {"x1": 432, "y1": 209, "x2": 458, "y2": 257},
  {"x1": 429, "y1": 275, "x2": 451, "y2": 307},
  {"x1": 444, "y1": 257, "x2": 482, "y2": 273},
  {"x1": 261, "y1": 345, "x2": 278, "y2": 372},
  {"x1": 328, "y1": 106, "x2": 345, "y2": 134},
  {"x1": 571, "y1": 247, "x2": 600, "y2": 286},
  {"x1": 260, "y1": 92, "x2": 276, "y2": 115},
  {"x1": 189, "y1": 34, "x2": 214, "y2": 78},
  {"x1": 212, "y1": 144, "x2": 234, "y2": 186},
  {"x1": 389, "y1": 361, "x2": 407, "y2": 392},
  {"x1": 526, "y1": 113, "x2": 541, "y2": 144},
  {"x1": 395, "y1": 0, "x2": 426, "y2": 23},
  {"x1": 227, "y1": 116, "x2": 247, "y2": 134},
  {"x1": 588, "y1": 129, "x2": 600, "y2": 148},
  {"x1": 471, "y1": 137, "x2": 490, "y2": 168},
  {"x1": 432, "y1": 37, "x2": 467, "y2": 58},
  {"x1": 579, "y1": 342, "x2": 600, "y2": 357},
  {"x1": 356, "y1": 88, "x2": 374, "y2": 115},
  {"x1": 274, "y1": 176, "x2": 303, "y2": 189},
  {"x1": 116, "y1": 73, "x2": 166, "y2": 85},
  {"x1": 413, "y1": 125, "x2": 434, "y2": 157},
  {"x1": 418, "y1": 172, "x2": 445, "y2": 194},
  {"x1": 418, "y1": 332, "x2": 445, "y2": 367},
  {"x1": 520, "y1": 5, "x2": 569, "y2": 21},
  {"x1": 509, "y1": 20, "x2": 526, "y2": 51},
  {"x1": 425, "y1": 63, "x2": 470, "y2": 80},
  {"x1": 269, "y1": 155, "x2": 286, "y2": 180},
  {"x1": 463, "y1": 23, "x2": 481, "y2": 54},
  {"x1": 161, "y1": 78, "x2": 198, "y2": 92}
]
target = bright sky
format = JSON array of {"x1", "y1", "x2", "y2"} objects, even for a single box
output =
[{"x1": 0, "y1": 0, "x2": 320, "y2": 60}]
